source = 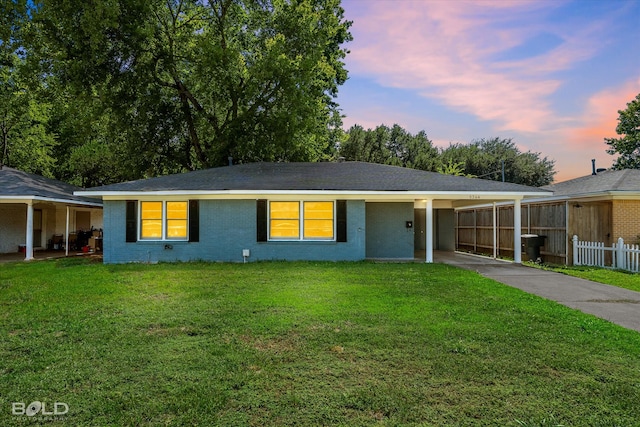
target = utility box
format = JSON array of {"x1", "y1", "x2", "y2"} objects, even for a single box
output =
[{"x1": 522, "y1": 234, "x2": 547, "y2": 262}]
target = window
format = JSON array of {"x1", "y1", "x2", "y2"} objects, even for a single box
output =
[
  {"x1": 270, "y1": 201, "x2": 300, "y2": 239},
  {"x1": 304, "y1": 201, "x2": 334, "y2": 239},
  {"x1": 140, "y1": 201, "x2": 188, "y2": 240},
  {"x1": 166, "y1": 201, "x2": 188, "y2": 239},
  {"x1": 140, "y1": 202, "x2": 163, "y2": 239},
  {"x1": 268, "y1": 201, "x2": 334, "y2": 241}
]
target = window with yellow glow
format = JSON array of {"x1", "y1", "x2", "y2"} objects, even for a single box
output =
[
  {"x1": 269, "y1": 201, "x2": 300, "y2": 239},
  {"x1": 304, "y1": 202, "x2": 334, "y2": 239},
  {"x1": 268, "y1": 201, "x2": 334, "y2": 240},
  {"x1": 139, "y1": 201, "x2": 188, "y2": 240},
  {"x1": 140, "y1": 202, "x2": 163, "y2": 239},
  {"x1": 166, "y1": 201, "x2": 188, "y2": 239}
]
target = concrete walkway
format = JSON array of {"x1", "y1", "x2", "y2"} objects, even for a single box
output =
[{"x1": 434, "y1": 251, "x2": 640, "y2": 333}]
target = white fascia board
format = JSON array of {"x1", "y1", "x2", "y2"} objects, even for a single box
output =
[
  {"x1": 83, "y1": 189, "x2": 552, "y2": 201},
  {"x1": 609, "y1": 191, "x2": 640, "y2": 200},
  {"x1": 0, "y1": 195, "x2": 102, "y2": 207},
  {"x1": 455, "y1": 198, "x2": 566, "y2": 211},
  {"x1": 454, "y1": 191, "x2": 640, "y2": 210},
  {"x1": 521, "y1": 191, "x2": 640, "y2": 204},
  {"x1": 0, "y1": 196, "x2": 33, "y2": 203}
]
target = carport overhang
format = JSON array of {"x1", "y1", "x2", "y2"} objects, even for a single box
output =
[{"x1": 0, "y1": 195, "x2": 103, "y2": 261}]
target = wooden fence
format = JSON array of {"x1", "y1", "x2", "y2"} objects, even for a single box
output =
[
  {"x1": 456, "y1": 203, "x2": 567, "y2": 264},
  {"x1": 573, "y1": 236, "x2": 640, "y2": 273}
]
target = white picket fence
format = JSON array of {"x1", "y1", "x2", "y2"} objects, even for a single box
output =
[{"x1": 572, "y1": 235, "x2": 640, "y2": 273}]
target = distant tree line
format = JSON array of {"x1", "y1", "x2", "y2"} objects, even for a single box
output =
[{"x1": 339, "y1": 125, "x2": 556, "y2": 187}]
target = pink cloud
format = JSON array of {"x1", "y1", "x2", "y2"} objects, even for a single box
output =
[
  {"x1": 531, "y1": 78, "x2": 640, "y2": 182},
  {"x1": 345, "y1": 0, "x2": 602, "y2": 133},
  {"x1": 564, "y1": 79, "x2": 640, "y2": 148}
]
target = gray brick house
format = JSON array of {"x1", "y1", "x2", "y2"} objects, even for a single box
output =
[{"x1": 76, "y1": 161, "x2": 550, "y2": 264}]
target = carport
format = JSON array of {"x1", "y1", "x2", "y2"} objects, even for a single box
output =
[{"x1": 0, "y1": 167, "x2": 102, "y2": 260}]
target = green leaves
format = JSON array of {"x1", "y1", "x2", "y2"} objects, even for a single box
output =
[
  {"x1": 28, "y1": 0, "x2": 352, "y2": 179},
  {"x1": 339, "y1": 124, "x2": 439, "y2": 170},
  {"x1": 605, "y1": 93, "x2": 640, "y2": 170},
  {"x1": 1, "y1": 1, "x2": 57, "y2": 176},
  {"x1": 439, "y1": 137, "x2": 556, "y2": 186},
  {"x1": 340, "y1": 128, "x2": 556, "y2": 186}
]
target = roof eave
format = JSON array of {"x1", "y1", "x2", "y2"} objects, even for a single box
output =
[
  {"x1": 77, "y1": 189, "x2": 552, "y2": 200},
  {"x1": 0, "y1": 195, "x2": 103, "y2": 207}
]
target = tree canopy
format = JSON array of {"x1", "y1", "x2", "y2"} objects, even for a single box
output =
[
  {"x1": 19, "y1": 0, "x2": 352, "y2": 184},
  {"x1": 606, "y1": 93, "x2": 640, "y2": 169},
  {"x1": 338, "y1": 124, "x2": 440, "y2": 171},
  {"x1": 440, "y1": 138, "x2": 556, "y2": 187},
  {"x1": 1, "y1": 0, "x2": 57, "y2": 176},
  {"x1": 339, "y1": 127, "x2": 556, "y2": 187}
]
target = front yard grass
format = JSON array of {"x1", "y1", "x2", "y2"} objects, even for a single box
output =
[
  {"x1": 529, "y1": 262, "x2": 640, "y2": 293},
  {"x1": 1, "y1": 259, "x2": 639, "y2": 426}
]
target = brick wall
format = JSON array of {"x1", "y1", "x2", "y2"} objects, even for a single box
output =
[
  {"x1": 103, "y1": 199, "x2": 367, "y2": 263},
  {"x1": 612, "y1": 200, "x2": 640, "y2": 244},
  {"x1": 365, "y1": 202, "x2": 414, "y2": 259}
]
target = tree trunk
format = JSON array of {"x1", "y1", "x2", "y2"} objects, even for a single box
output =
[{"x1": 180, "y1": 85, "x2": 209, "y2": 170}]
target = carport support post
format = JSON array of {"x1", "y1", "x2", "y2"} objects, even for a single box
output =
[
  {"x1": 25, "y1": 201, "x2": 34, "y2": 261},
  {"x1": 492, "y1": 202, "x2": 497, "y2": 259},
  {"x1": 513, "y1": 198, "x2": 522, "y2": 264},
  {"x1": 65, "y1": 206, "x2": 70, "y2": 257},
  {"x1": 425, "y1": 199, "x2": 433, "y2": 263}
]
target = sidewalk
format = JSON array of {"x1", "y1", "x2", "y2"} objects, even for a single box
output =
[{"x1": 435, "y1": 251, "x2": 640, "y2": 333}]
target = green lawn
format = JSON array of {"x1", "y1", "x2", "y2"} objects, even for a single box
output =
[
  {"x1": 529, "y1": 262, "x2": 640, "y2": 293},
  {"x1": 1, "y1": 259, "x2": 639, "y2": 426}
]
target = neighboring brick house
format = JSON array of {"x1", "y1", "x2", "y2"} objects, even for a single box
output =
[
  {"x1": 75, "y1": 161, "x2": 550, "y2": 264},
  {"x1": 612, "y1": 199, "x2": 640, "y2": 244},
  {"x1": 455, "y1": 169, "x2": 640, "y2": 265}
]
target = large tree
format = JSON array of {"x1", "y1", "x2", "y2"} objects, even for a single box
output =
[
  {"x1": 605, "y1": 93, "x2": 640, "y2": 169},
  {"x1": 0, "y1": 0, "x2": 56, "y2": 175},
  {"x1": 29, "y1": 0, "x2": 352, "y2": 180},
  {"x1": 440, "y1": 138, "x2": 556, "y2": 187}
]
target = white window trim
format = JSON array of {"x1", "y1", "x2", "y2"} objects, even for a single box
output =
[
  {"x1": 268, "y1": 200, "x2": 336, "y2": 242},
  {"x1": 138, "y1": 201, "x2": 189, "y2": 242}
]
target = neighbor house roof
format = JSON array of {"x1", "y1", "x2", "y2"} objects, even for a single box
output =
[
  {"x1": 76, "y1": 162, "x2": 550, "y2": 200},
  {"x1": 0, "y1": 166, "x2": 102, "y2": 206},
  {"x1": 541, "y1": 169, "x2": 640, "y2": 198}
]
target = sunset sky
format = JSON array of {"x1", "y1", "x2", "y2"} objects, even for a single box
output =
[{"x1": 335, "y1": 0, "x2": 640, "y2": 182}]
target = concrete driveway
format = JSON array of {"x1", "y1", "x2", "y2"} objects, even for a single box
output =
[{"x1": 435, "y1": 251, "x2": 640, "y2": 333}]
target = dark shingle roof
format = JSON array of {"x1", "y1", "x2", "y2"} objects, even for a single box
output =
[
  {"x1": 541, "y1": 169, "x2": 640, "y2": 197},
  {"x1": 0, "y1": 166, "x2": 101, "y2": 205},
  {"x1": 83, "y1": 162, "x2": 548, "y2": 194}
]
